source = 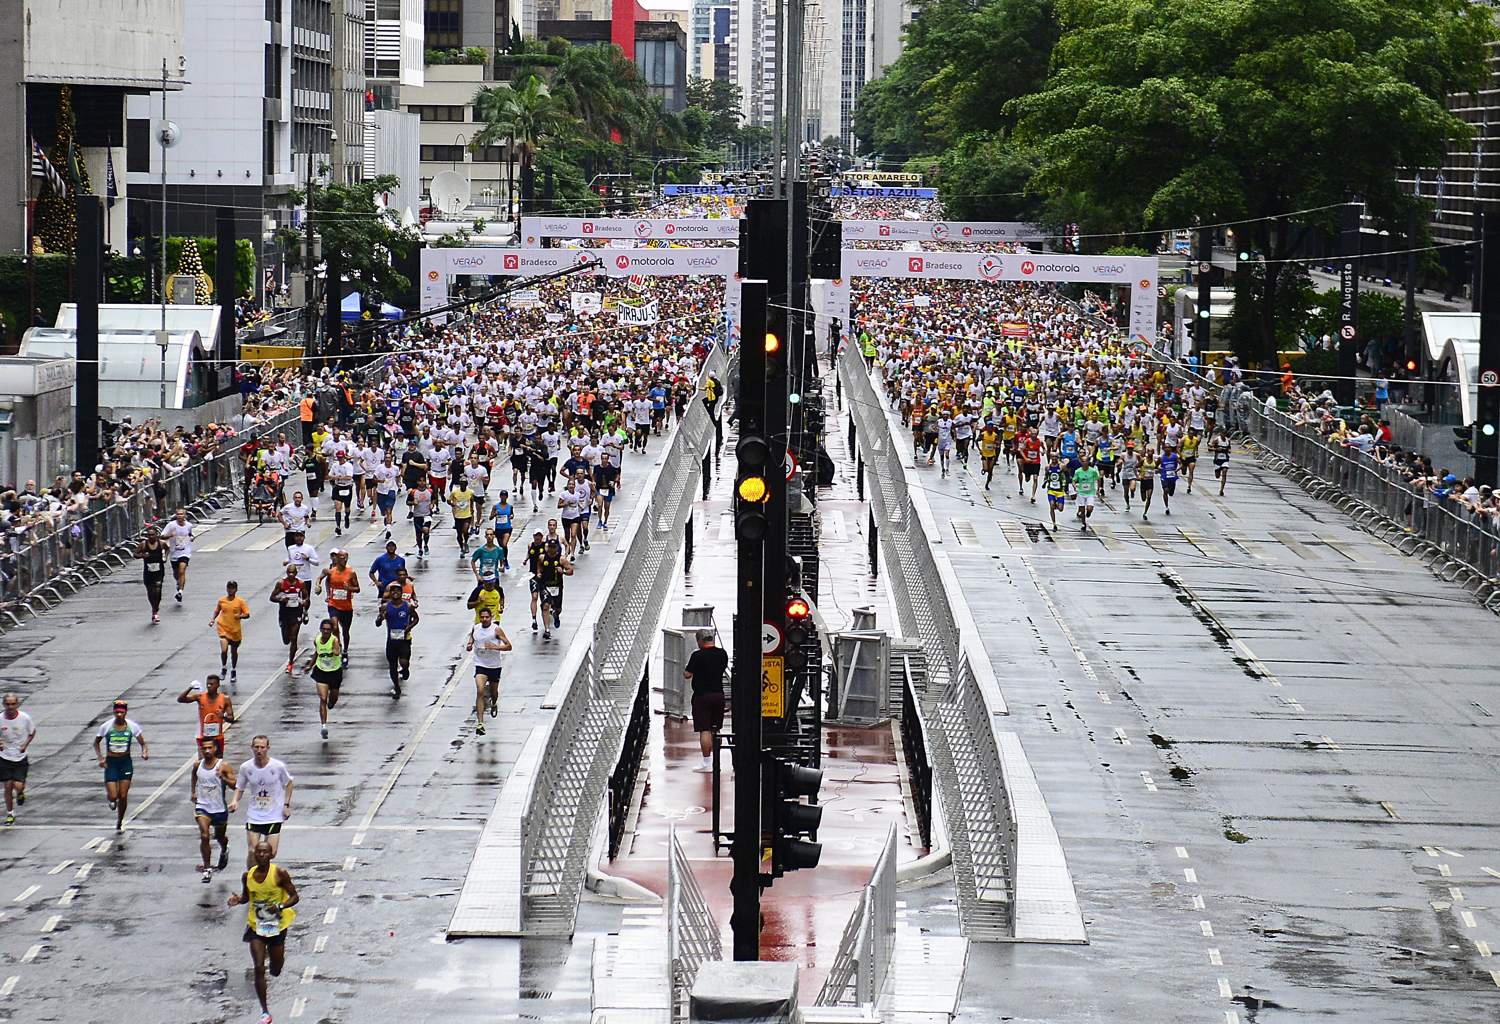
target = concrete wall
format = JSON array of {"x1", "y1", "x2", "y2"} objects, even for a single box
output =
[{"x1": 24, "y1": 0, "x2": 185, "y2": 88}]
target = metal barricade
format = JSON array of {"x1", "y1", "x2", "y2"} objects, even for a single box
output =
[
  {"x1": 606, "y1": 667, "x2": 652, "y2": 860},
  {"x1": 900, "y1": 663, "x2": 933, "y2": 850},
  {"x1": 668, "y1": 823, "x2": 723, "y2": 1024},
  {"x1": 816, "y1": 822, "x2": 898, "y2": 1008}
]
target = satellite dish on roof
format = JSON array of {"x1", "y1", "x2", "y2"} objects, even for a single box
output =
[{"x1": 430, "y1": 171, "x2": 472, "y2": 216}]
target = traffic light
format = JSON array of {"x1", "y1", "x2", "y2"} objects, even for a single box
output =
[
  {"x1": 1237, "y1": 250, "x2": 1252, "y2": 264},
  {"x1": 1406, "y1": 358, "x2": 1418, "y2": 372},
  {"x1": 783, "y1": 592, "x2": 813, "y2": 672},
  {"x1": 736, "y1": 433, "x2": 771, "y2": 540},
  {"x1": 764, "y1": 754, "x2": 823, "y2": 878},
  {"x1": 766, "y1": 312, "x2": 787, "y2": 387}
]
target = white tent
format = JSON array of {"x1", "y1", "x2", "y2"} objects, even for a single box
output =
[{"x1": 1420, "y1": 312, "x2": 1481, "y2": 424}]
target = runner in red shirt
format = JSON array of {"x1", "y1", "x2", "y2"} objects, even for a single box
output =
[{"x1": 1018, "y1": 429, "x2": 1043, "y2": 504}]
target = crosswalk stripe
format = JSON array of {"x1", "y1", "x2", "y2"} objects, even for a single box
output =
[
  {"x1": 999, "y1": 520, "x2": 1030, "y2": 551},
  {"x1": 1050, "y1": 528, "x2": 1080, "y2": 552},
  {"x1": 247, "y1": 530, "x2": 286, "y2": 552},
  {"x1": 1222, "y1": 532, "x2": 1264, "y2": 561},
  {"x1": 195, "y1": 523, "x2": 260, "y2": 553},
  {"x1": 1177, "y1": 527, "x2": 1227, "y2": 559},
  {"x1": 1133, "y1": 521, "x2": 1171, "y2": 553},
  {"x1": 1092, "y1": 524, "x2": 1123, "y2": 552},
  {"x1": 1270, "y1": 530, "x2": 1319, "y2": 560}
]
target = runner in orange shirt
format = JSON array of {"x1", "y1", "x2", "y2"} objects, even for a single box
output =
[
  {"x1": 177, "y1": 675, "x2": 236, "y2": 756},
  {"x1": 209, "y1": 580, "x2": 251, "y2": 683},
  {"x1": 314, "y1": 549, "x2": 360, "y2": 666}
]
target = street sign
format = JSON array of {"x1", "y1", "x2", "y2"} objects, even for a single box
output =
[
  {"x1": 761, "y1": 656, "x2": 785, "y2": 717},
  {"x1": 785, "y1": 450, "x2": 798, "y2": 481},
  {"x1": 1198, "y1": 261, "x2": 1211, "y2": 274},
  {"x1": 761, "y1": 621, "x2": 784, "y2": 654},
  {"x1": 1339, "y1": 324, "x2": 1356, "y2": 341},
  {"x1": 1481, "y1": 369, "x2": 1499, "y2": 387}
]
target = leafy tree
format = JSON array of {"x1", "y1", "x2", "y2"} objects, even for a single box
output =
[
  {"x1": 473, "y1": 75, "x2": 575, "y2": 212},
  {"x1": 685, "y1": 77, "x2": 746, "y2": 150},
  {"x1": 293, "y1": 175, "x2": 419, "y2": 302},
  {"x1": 934, "y1": 131, "x2": 1044, "y2": 221},
  {"x1": 1010, "y1": 0, "x2": 1491, "y2": 365}
]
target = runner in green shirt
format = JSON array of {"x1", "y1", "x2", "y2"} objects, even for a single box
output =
[{"x1": 1071, "y1": 457, "x2": 1102, "y2": 531}]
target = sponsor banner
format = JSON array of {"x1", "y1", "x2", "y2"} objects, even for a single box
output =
[
  {"x1": 617, "y1": 300, "x2": 659, "y2": 326},
  {"x1": 418, "y1": 247, "x2": 739, "y2": 310},
  {"x1": 840, "y1": 171, "x2": 925, "y2": 184},
  {"x1": 1000, "y1": 322, "x2": 1031, "y2": 338},
  {"x1": 663, "y1": 184, "x2": 752, "y2": 195},
  {"x1": 836, "y1": 249, "x2": 1159, "y2": 344},
  {"x1": 570, "y1": 291, "x2": 602, "y2": 315},
  {"x1": 508, "y1": 288, "x2": 541, "y2": 309},
  {"x1": 520, "y1": 216, "x2": 740, "y2": 243},
  {"x1": 627, "y1": 274, "x2": 648, "y2": 293},
  {"x1": 544, "y1": 312, "x2": 567, "y2": 324},
  {"x1": 829, "y1": 187, "x2": 938, "y2": 198},
  {"x1": 840, "y1": 220, "x2": 1047, "y2": 242}
]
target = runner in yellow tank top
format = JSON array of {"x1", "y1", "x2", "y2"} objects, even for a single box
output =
[{"x1": 228, "y1": 841, "x2": 300, "y2": 1024}]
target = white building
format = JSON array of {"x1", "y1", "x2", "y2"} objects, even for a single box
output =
[
  {"x1": 401, "y1": 62, "x2": 513, "y2": 219},
  {"x1": 808, "y1": 0, "x2": 910, "y2": 150}
]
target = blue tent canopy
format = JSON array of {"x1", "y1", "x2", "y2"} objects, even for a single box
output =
[{"x1": 340, "y1": 291, "x2": 362, "y2": 322}]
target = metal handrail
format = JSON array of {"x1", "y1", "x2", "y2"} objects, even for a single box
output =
[
  {"x1": 667, "y1": 823, "x2": 723, "y2": 1023},
  {"x1": 607, "y1": 666, "x2": 652, "y2": 860},
  {"x1": 816, "y1": 822, "x2": 898, "y2": 1007}
]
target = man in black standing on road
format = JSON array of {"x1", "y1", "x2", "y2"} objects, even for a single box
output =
[{"x1": 684, "y1": 629, "x2": 728, "y2": 773}]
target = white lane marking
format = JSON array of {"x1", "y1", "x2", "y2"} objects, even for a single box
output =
[
  {"x1": 128, "y1": 662, "x2": 296, "y2": 824},
  {"x1": 12, "y1": 885, "x2": 38, "y2": 903},
  {"x1": 1439, "y1": 864, "x2": 1452, "y2": 878},
  {"x1": 1161, "y1": 567, "x2": 1282, "y2": 686},
  {"x1": 1437, "y1": 847, "x2": 1465, "y2": 858},
  {"x1": 331, "y1": 880, "x2": 346, "y2": 897},
  {"x1": 1217, "y1": 978, "x2": 1232, "y2": 998},
  {"x1": 20, "y1": 945, "x2": 41, "y2": 964},
  {"x1": 57, "y1": 890, "x2": 76, "y2": 907},
  {"x1": 301, "y1": 966, "x2": 316, "y2": 984},
  {"x1": 1450, "y1": 887, "x2": 1464, "y2": 902},
  {"x1": 323, "y1": 908, "x2": 337, "y2": 925},
  {"x1": 74, "y1": 863, "x2": 92, "y2": 881},
  {"x1": 1184, "y1": 868, "x2": 1199, "y2": 883},
  {"x1": 1477, "y1": 940, "x2": 1492, "y2": 958},
  {"x1": 1113, "y1": 727, "x2": 1130, "y2": 745},
  {"x1": 1461, "y1": 910, "x2": 1478, "y2": 929},
  {"x1": 1379, "y1": 801, "x2": 1399, "y2": 819},
  {"x1": 96, "y1": 840, "x2": 111, "y2": 854},
  {"x1": 1025, "y1": 563, "x2": 1098, "y2": 681},
  {"x1": 47, "y1": 861, "x2": 73, "y2": 875},
  {"x1": 40, "y1": 915, "x2": 60, "y2": 933},
  {"x1": 0, "y1": 977, "x2": 15, "y2": 997},
  {"x1": 1191, "y1": 895, "x2": 1206, "y2": 911},
  {"x1": 290, "y1": 996, "x2": 307, "y2": 1018},
  {"x1": 313, "y1": 935, "x2": 328, "y2": 954},
  {"x1": 1200, "y1": 921, "x2": 1214, "y2": 937},
  {"x1": 1422, "y1": 846, "x2": 1439, "y2": 857},
  {"x1": 351, "y1": 833, "x2": 365, "y2": 846},
  {"x1": 1208, "y1": 948, "x2": 1223, "y2": 966},
  {"x1": 1140, "y1": 771, "x2": 1157, "y2": 793},
  {"x1": 1490, "y1": 970, "x2": 1500, "y2": 989},
  {"x1": 342, "y1": 856, "x2": 356, "y2": 871},
  {"x1": 81, "y1": 837, "x2": 101, "y2": 851},
  {"x1": 349, "y1": 650, "x2": 473, "y2": 843},
  {"x1": 1225, "y1": 1012, "x2": 1241, "y2": 1024},
  {"x1": 195, "y1": 523, "x2": 260, "y2": 553},
  {"x1": 247, "y1": 532, "x2": 286, "y2": 552},
  {"x1": 1320, "y1": 735, "x2": 1341, "y2": 751},
  {"x1": 1483, "y1": 867, "x2": 1500, "y2": 879},
  {"x1": 1098, "y1": 691, "x2": 1112, "y2": 704},
  {"x1": 1175, "y1": 847, "x2": 1190, "y2": 860}
]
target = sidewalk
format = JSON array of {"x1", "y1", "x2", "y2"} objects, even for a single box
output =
[{"x1": 601, "y1": 378, "x2": 919, "y2": 997}]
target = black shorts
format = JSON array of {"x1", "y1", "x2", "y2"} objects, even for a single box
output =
[
  {"x1": 0, "y1": 758, "x2": 28, "y2": 784},
  {"x1": 1161, "y1": 479, "x2": 1177, "y2": 496},
  {"x1": 691, "y1": 692, "x2": 726, "y2": 733},
  {"x1": 333, "y1": 485, "x2": 354, "y2": 503},
  {"x1": 247, "y1": 821, "x2": 283, "y2": 836},
  {"x1": 311, "y1": 665, "x2": 343, "y2": 688},
  {"x1": 1139, "y1": 476, "x2": 1155, "y2": 492},
  {"x1": 172, "y1": 556, "x2": 190, "y2": 568},
  {"x1": 243, "y1": 927, "x2": 288, "y2": 947},
  {"x1": 278, "y1": 611, "x2": 303, "y2": 643},
  {"x1": 475, "y1": 666, "x2": 502, "y2": 685},
  {"x1": 328, "y1": 607, "x2": 353, "y2": 630},
  {"x1": 196, "y1": 808, "x2": 229, "y2": 827},
  {"x1": 386, "y1": 638, "x2": 412, "y2": 661},
  {"x1": 1022, "y1": 462, "x2": 1040, "y2": 478},
  {"x1": 541, "y1": 585, "x2": 563, "y2": 611}
]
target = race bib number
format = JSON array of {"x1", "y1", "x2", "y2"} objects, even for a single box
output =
[
  {"x1": 546, "y1": 586, "x2": 561, "y2": 599},
  {"x1": 284, "y1": 593, "x2": 302, "y2": 608},
  {"x1": 107, "y1": 734, "x2": 130, "y2": 755},
  {"x1": 253, "y1": 900, "x2": 283, "y2": 937},
  {"x1": 202, "y1": 722, "x2": 221, "y2": 737},
  {"x1": 331, "y1": 588, "x2": 348, "y2": 601},
  {"x1": 390, "y1": 628, "x2": 408, "y2": 640},
  {"x1": 253, "y1": 788, "x2": 273, "y2": 812}
]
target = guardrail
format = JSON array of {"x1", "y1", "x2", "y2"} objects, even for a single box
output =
[
  {"x1": 838, "y1": 346, "x2": 1015, "y2": 939},
  {"x1": 449, "y1": 346, "x2": 726, "y2": 938},
  {"x1": 667, "y1": 823, "x2": 723, "y2": 1024},
  {"x1": 815, "y1": 822, "x2": 897, "y2": 1007},
  {"x1": 607, "y1": 666, "x2": 652, "y2": 860},
  {"x1": 899, "y1": 658, "x2": 933, "y2": 850}
]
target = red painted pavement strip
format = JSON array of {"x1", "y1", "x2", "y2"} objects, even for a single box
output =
[{"x1": 607, "y1": 708, "x2": 919, "y2": 995}]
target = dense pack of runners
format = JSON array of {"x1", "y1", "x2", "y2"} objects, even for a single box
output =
[{"x1": 855, "y1": 276, "x2": 1233, "y2": 530}]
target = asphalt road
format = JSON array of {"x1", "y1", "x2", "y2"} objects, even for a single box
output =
[
  {"x1": 0, "y1": 432, "x2": 683, "y2": 1024},
  {"x1": 893, "y1": 432, "x2": 1500, "y2": 1022}
]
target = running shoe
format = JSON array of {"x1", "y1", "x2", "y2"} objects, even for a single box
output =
[
  {"x1": 258, "y1": 1013, "x2": 273, "y2": 1024},
  {"x1": 230, "y1": 670, "x2": 238, "y2": 682},
  {"x1": 108, "y1": 799, "x2": 116, "y2": 810},
  {"x1": 531, "y1": 619, "x2": 538, "y2": 632},
  {"x1": 4, "y1": 812, "x2": 13, "y2": 825},
  {"x1": 400, "y1": 666, "x2": 409, "y2": 680},
  {"x1": 151, "y1": 612, "x2": 160, "y2": 624},
  {"x1": 476, "y1": 723, "x2": 486, "y2": 736},
  {"x1": 201, "y1": 869, "x2": 212, "y2": 883},
  {"x1": 320, "y1": 725, "x2": 328, "y2": 740},
  {"x1": 285, "y1": 662, "x2": 294, "y2": 674},
  {"x1": 543, "y1": 629, "x2": 552, "y2": 640},
  {"x1": 554, "y1": 613, "x2": 561, "y2": 629},
  {"x1": 218, "y1": 850, "x2": 229, "y2": 870},
  {"x1": 175, "y1": 590, "x2": 183, "y2": 603}
]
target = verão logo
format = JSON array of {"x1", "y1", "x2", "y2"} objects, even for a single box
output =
[
  {"x1": 616, "y1": 255, "x2": 631, "y2": 270},
  {"x1": 1021, "y1": 260, "x2": 1035, "y2": 275},
  {"x1": 503, "y1": 254, "x2": 519, "y2": 270},
  {"x1": 908, "y1": 256, "x2": 925, "y2": 273}
]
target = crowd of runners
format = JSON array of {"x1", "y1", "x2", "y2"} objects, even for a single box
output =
[
  {"x1": 855, "y1": 277, "x2": 1234, "y2": 531},
  {"x1": 1, "y1": 271, "x2": 721, "y2": 1024}
]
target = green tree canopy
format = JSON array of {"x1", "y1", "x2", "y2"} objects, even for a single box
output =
[{"x1": 295, "y1": 175, "x2": 419, "y2": 302}]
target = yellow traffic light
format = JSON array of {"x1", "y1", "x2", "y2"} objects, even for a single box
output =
[
  {"x1": 765, "y1": 332, "x2": 782, "y2": 354},
  {"x1": 738, "y1": 475, "x2": 769, "y2": 503}
]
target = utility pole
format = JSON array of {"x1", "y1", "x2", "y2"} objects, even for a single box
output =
[
  {"x1": 730, "y1": 280, "x2": 770, "y2": 960},
  {"x1": 1335, "y1": 200, "x2": 1362, "y2": 406},
  {"x1": 76, "y1": 196, "x2": 103, "y2": 474}
]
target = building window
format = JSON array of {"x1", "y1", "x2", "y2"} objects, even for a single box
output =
[
  {"x1": 420, "y1": 144, "x2": 465, "y2": 162},
  {"x1": 410, "y1": 104, "x2": 466, "y2": 122},
  {"x1": 126, "y1": 118, "x2": 150, "y2": 173},
  {"x1": 473, "y1": 145, "x2": 507, "y2": 162}
]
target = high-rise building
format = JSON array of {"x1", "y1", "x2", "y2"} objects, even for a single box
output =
[
  {"x1": 364, "y1": 0, "x2": 425, "y2": 208},
  {"x1": 809, "y1": 0, "x2": 910, "y2": 150},
  {"x1": 0, "y1": 0, "x2": 185, "y2": 252},
  {"x1": 431, "y1": 0, "x2": 513, "y2": 51},
  {"x1": 332, "y1": 0, "x2": 369, "y2": 185}
]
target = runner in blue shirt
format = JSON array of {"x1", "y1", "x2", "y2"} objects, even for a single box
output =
[
  {"x1": 375, "y1": 585, "x2": 418, "y2": 697},
  {"x1": 369, "y1": 542, "x2": 406, "y2": 597},
  {"x1": 648, "y1": 384, "x2": 669, "y2": 434},
  {"x1": 1059, "y1": 430, "x2": 1080, "y2": 487},
  {"x1": 1158, "y1": 447, "x2": 1180, "y2": 516},
  {"x1": 490, "y1": 491, "x2": 515, "y2": 570}
]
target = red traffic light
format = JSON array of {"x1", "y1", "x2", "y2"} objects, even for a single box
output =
[{"x1": 786, "y1": 596, "x2": 811, "y2": 620}]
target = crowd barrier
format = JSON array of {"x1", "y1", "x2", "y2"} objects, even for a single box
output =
[
  {"x1": 816, "y1": 822, "x2": 898, "y2": 1008},
  {"x1": 667, "y1": 823, "x2": 723, "y2": 1023}
]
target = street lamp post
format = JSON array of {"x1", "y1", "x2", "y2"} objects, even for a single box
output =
[{"x1": 650, "y1": 156, "x2": 691, "y2": 195}]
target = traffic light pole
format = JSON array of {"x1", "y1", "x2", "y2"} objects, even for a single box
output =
[
  {"x1": 1196, "y1": 227, "x2": 1213, "y2": 353},
  {"x1": 1476, "y1": 220, "x2": 1500, "y2": 486},
  {"x1": 1336, "y1": 200, "x2": 1363, "y2": 406},
  {"x1": 731, "y1": 280, "x2": 769, "y2": 960}
]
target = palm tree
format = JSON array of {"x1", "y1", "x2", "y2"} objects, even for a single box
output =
[
  {"x1": 551, "y1": 44, "x2": 646, "y2": 147},
  {"x1": 473, "y1": 74, "x2": 572, "y2": 215}
]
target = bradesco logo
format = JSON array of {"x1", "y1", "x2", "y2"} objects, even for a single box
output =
[
  {"x1": 930, "y1": 222, "x2": 949, "y2": 240},
  {"x1": 977, "y1": 256, "x2": 1004, "y2": 281},
  {"x1": 908, "y1": 257, "x2": 924, "y2": 273},
  {"x1": 581, "y1": 221, "x2": 596, "y2": 234},
  {"x1": 879, "y1": 224, "x2": 892, "y2": 237},
  {"x1": 502, "y1": 254, "x2": 519, "y2": 270}
]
